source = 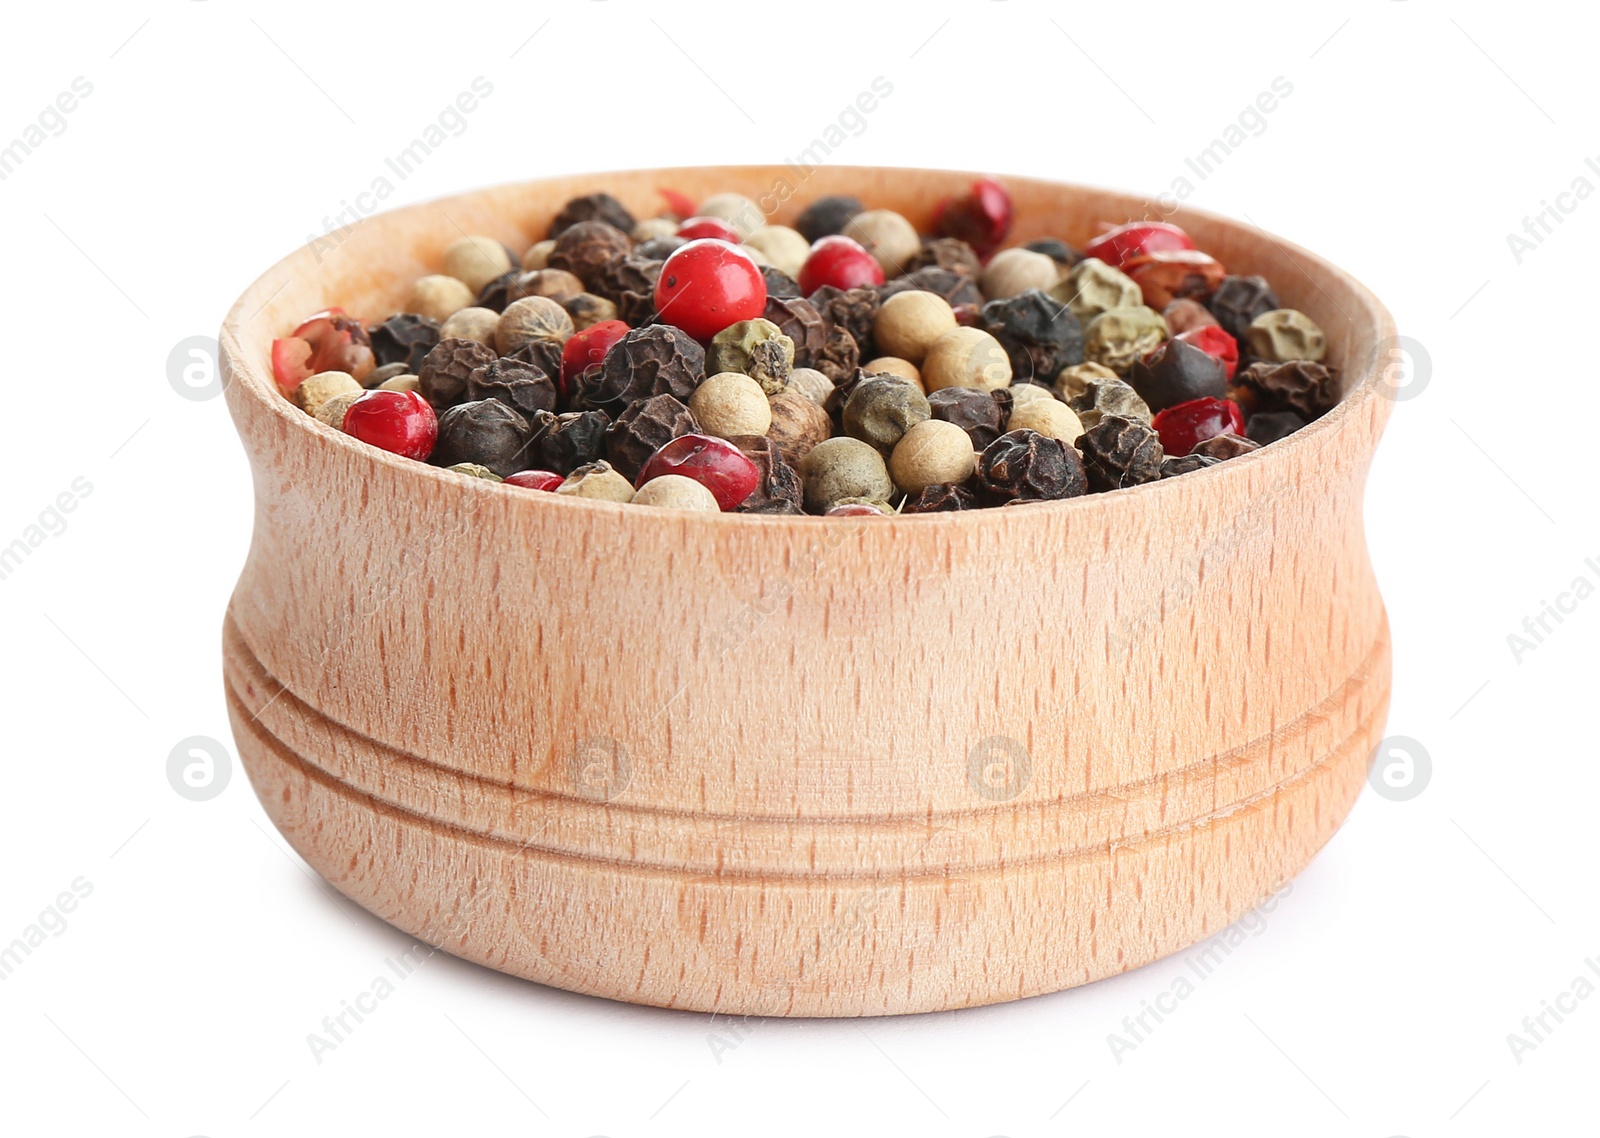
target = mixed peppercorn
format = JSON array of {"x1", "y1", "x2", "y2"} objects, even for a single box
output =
[{"x1": 271, "y1": 179, "x2": 1341, "y2": 515}]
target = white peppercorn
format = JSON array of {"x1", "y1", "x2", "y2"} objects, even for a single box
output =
[
  {"x1": 563, "y1": 292, "x2": 618, "y2": 331},
  {"x1": 363, "y1": 361, "x2": 410, "y2": 389},
  {"x1": 1005, "y1": 384, "x2": 1054, "y2": 408},
  {"x1": 1007, "y1": 397, "x2": 1084, "y2": 444},
  {"x1": 799, "y1": 436, "x2": 895, "y2": 512},
  {"x1": 438, "y1": 306, "x2": 500, "y2": 346},
  {"x1": 314, "y1": 388, "x2": 364, "y2": 429},
  {"x1": 874, "y1": 290, "x2": 957, "y2": 365},
  {"x1": 785, "y1": 367, "x2": 834, "y2": 406},
  {"x1": 889, "y1": 418, "x2": 977, "y2": 494},
  {"x1": 863, "y1": 357, "x2": 923, "y2": 389},
  {"x1": 377, "y1": 373, "x2": 421, "y2": 394},
  {"x1": 407, "y1": 274, "x2": 476, "y2": 321},
  {"x1": 496, "y1": 296, "x2": 575, "y2": 354},
  {"x1": 696, "y1": 191, "x2": 765, "y2": 238},
  {"x1": 1049, "y1": 257, "x2": 1142, "y2": 325},
  {"x1": 521, "y1": 239, "x2": 555, "y2": 270},
  {"x1": 980, "y1": 247, "x2": 1060, "y2": 300},
  {"x1": 842, "y1": 209, "x2": 921, "y2": 276},
  {"x1": 743, "y1": 225, "x2": 811, "y2": 277},
  {"x1": 632, "y1": 217, "x2": 678, "y2": 242},
  {"x1": 690, "y1": 372, "x2": 773, "y2": 439},
  {"x1": 632, "y1": 473, "x2": 721, "y2": 511},
  {"x1": 295, "y1": 370, "x2": 361, "y2": 417},
  {"x1": 442, "y1": 235, "x2": 514, "y2": 294},
  {"x1": 511, "y1": 268, "x2": 585, "y2": 304},
  {"x1": 555, "y1": 461, "x2": 635, "y2": 502},
  {"x1": 1245, "y1": 309, "x2": 1327, "y2": 363},
  {"x1": 922, "y1": 327, "x2": 1013, "y2": 392}
]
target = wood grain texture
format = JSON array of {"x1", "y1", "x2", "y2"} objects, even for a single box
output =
[{"x1": 219, "y1": 167, "x2": 1395, "y2": 1016}]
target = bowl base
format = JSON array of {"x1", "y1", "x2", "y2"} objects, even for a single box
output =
[{"x1": 224, "y1": 609, "x2": 1389, "y2": 1017}]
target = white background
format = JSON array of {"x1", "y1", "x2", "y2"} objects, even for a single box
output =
[{"x1": 1, "y1": 0, "x2": 1595, "y2": 1134}]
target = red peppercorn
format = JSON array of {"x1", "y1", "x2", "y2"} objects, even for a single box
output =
[
  {"x1": 342, "y1": 390, "x2": 437, "y2": 460},
  {"x1": 1174, "y1": 326, "x2": 1240, "y2": 380},
  {"x1": 1083, "y1": 221, "x2": 1196, "y2": 270},
  {"x1": 824, "y1": 503, "x2": 885, "y2": 517},
  {"x1": 660, "y1": 187, "x2": 698, "y2": 219},
  {"x1": 932, "y1": 177, "x2": 1014, "y2": 258},
  {"x1": 654, "y1": 240, "x2": 768, "y2": 341},
  {"x1": 1150, "y1": 396, "x2": 1244, "y2": 456},
  {"x1": 561, "y1": 319, "x2": 631, "y2": 395},
  {"x1": 635, "y1": 433, "x2": 759, "y2": 510},
  {"x1": 676, "y1": 216, "x2": 741, "y2": 243},
  {"x1": 797, "y1": 235, "x2": 886, "y2": 294},
  {"x1": 504, "y1": 470, "x2": 565, "y2": 491},
  {"x1": 271, "y1": 306, "x2": 376, "y2": 393}
]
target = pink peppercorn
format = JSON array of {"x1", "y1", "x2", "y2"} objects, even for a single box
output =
[
  {"x1": 636, "y1": 434, "x2": 759, "y2": 510},
  {"x1": 342, "y1": 390, "x2": 437, "y2": 460}
]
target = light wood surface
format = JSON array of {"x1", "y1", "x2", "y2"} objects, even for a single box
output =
[{"x1": 219, "y1": 167, "x2": 1394, "y2": 1016}]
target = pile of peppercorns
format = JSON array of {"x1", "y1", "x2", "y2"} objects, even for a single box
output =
[{"x1": 270, "y1": 179, "x2": 1340, "y2": 514}]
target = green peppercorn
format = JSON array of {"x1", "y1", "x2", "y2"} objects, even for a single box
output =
[
  {"x1": 1245, "y1": 308, "x2": 1327, "y2": 363},
  {"x1": 1083, "y1": 306, "x2": 1169, "y2": 374},
  {"x1": 1049, "y1": 258, "x2": 1142, "y2": 326},
  {"x1": 707, "y1": 318, "x2": 795, "y2": 394},
  {"x1": 842, "y1": 376, "x2": 931, "y2": 454},
  {"x1": 799, "y1": 437, "x2": 894, "y2": 512}
]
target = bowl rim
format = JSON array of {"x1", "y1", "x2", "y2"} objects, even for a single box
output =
[{"x1": 219, "y1": 165, "x2": 1397, "y2": 526}]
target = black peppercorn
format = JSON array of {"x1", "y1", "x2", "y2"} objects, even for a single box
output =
[
  {"x1": 903, "y1": 238, "x2": 982, "y2": 279},
  {"x1": 1159, "y1": 453, "x2": 1221, "y2": 478},
  {"x1": 548, "y1": 192, "x2": 636, "y2": 239},
  {"x1": 547, "y1": 220, "x2": 633, "y2": 292},
  {"x1": 591, "y1": 256, "x2": 663, "y2": 327},
  {"x1": 418, "y1": 337, "x2": 497, "y2": 410},
  {"x1": 465, "y1": 356, "x2": 556, "y2": 420},
  {"x1": 636, "y1": 235, "x2": 686, "y2": 261},
  {"x1": 927, "y1": 386, "x2": 1007, "y2": 451},
  {"x1": 809, "y1": 285, "x2": 880, "y2": 362},
  {"x1": 762, "y1": 265, "x2": 802, "y2": 298},
  {"x1": 1076, "y1": 415, "x2": 1165, "y2": 491},
  {"x1": 1230, "y1": 360, "x2": 1341, "y2": 420},
  {"x1": 537, "y1": 409, "x2": 611, "y2": 474},
  {"x1": 1209, "y1": 275, "x2": 1280, "y2": 339},
  {"x1": 763, "y1": 295, "x2": 828, "y2": 369},
  {"x1": 474, "y1": 269, "x2": 520, "y2": 314},
  {"x1": 1025, "y1": 237, "x2": 1080, "y2": 270},
  {"x1": 795, "y1": 194, "x2": 863, "y2": 243},
  {"x1": 368, "y1": 313, "x2": 441, "y2": 372},
  {"x1": 902, "y1": 482, "x2": 978, "y2": 513},
  {"x1": 578, "y1": 324, "x2": 704, "y2": 412},
  {"x1": 1245, "y1": 410, "x2": 1306, "y2": 447},
  {"x1": 978, "y1": 289, "x2": 1085, "y2": 384},
  {"x1": 1189, "y1": 433, "x2": 1260, "y2": 461},
  {"x1": 879, "y1": 266, "x2": 983, "y2": 310},
  {"x1": 604, "y1": 394, "x2": 698, "y2": 481},
  {"x1": 433, "y1": 398, "x2": 537, "y2": 477},
  {"x1": 729, "y1": 435, "x2": 804, "y2": 514},
  {"x1": 976, "y1": 429, "x2": 1087, "y2": 503},
  {"x1": 1127, "y1": 338, "x2": 1227, "y2": 412},
  {"x1": 506, "y1": 339, "x2": 565, "y2": 385},
  {"x1": 802, "y1": 325, "x2": 854, "y2": 385}
]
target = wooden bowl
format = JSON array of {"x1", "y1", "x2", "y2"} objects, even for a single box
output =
[{"x1": 220, "y1": 166, "x2": 1393, "y2": 1016}]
